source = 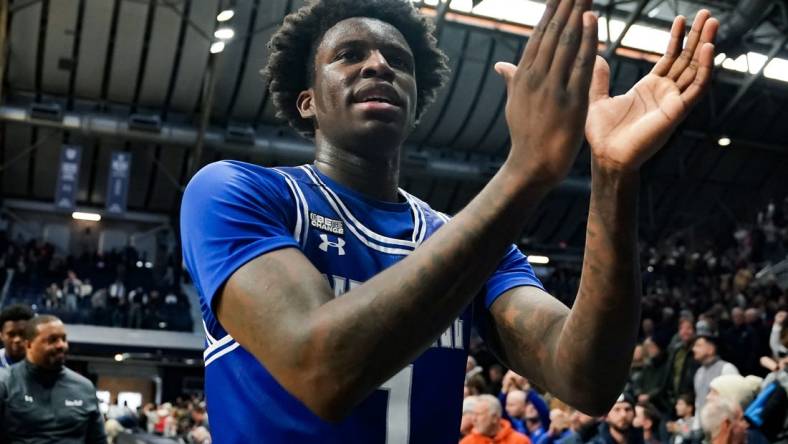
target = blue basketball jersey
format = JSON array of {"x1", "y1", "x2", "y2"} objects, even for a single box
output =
[{"x1": 180, "y1": 160, "x2": 544, "y2": 444}]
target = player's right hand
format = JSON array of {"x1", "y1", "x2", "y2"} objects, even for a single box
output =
[{"x1": 495, "y1": 0, "x2": 598, "y2": 187}]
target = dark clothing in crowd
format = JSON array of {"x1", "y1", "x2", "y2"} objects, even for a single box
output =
[
  {"x1": 664, "y1": 342, "x2": 698, "y2": 407},
  {"x1": 0, "y1": 361, "x2": 107, "y2": 443},
  {"x1": 586, "y1": 423, "x2": 645, "y2": 444},
  {"x1": 722, "y1": 324, "x2": 760, "y2": 376}
]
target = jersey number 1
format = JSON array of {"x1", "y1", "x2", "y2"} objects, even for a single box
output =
[{"x1": 379, "y1": 365, "x2": 413, "y2": 444}]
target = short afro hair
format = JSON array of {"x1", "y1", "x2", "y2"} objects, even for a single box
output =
[
  {"x1": 264, "y1": 0, "x2": 449, "y2": 138},
  {"x1": 0, "y1": 303, "x2": 34, "y2": 331}
]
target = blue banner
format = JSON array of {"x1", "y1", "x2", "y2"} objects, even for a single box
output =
[
  {"x1": 54, "y1": 145, "x2": 82, "y2": 211},
  {"x1": 106, "y1": 151, "x2": 131, "y2": 215}
]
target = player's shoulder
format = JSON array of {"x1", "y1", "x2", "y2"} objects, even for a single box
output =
[
  {"x1": 186, "y1": 160, "x2": 284, "y2": 191},
  {"x1": 183, "y1": 161, "x2": 298, "y2": 206}
]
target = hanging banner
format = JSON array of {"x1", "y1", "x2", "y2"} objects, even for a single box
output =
[
  {"x1": 106, "y1": 151, "x2": 131, "y2": 215},
  {"x1": 54, "y1": 145, "x2": 82, "y2": 211}
]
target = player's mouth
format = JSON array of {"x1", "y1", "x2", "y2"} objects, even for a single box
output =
[{"x1": 352, "y1": 84, "x2": 403, "y2": 113}]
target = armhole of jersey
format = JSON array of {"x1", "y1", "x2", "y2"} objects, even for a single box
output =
[{"x1": 272, "y1": 168, "x2": 310, "y2": 248}]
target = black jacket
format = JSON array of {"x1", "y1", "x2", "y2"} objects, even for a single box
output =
[{"x1": 0, "y1": 361, "x2": 107, "y2": 444}]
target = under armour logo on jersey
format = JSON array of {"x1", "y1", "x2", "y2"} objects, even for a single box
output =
[{"x1": 319, "y1": 234, "x2": 346, "y2": 256}]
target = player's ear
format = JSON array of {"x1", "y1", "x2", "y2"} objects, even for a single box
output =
[{"x1": 297, "y1": 89, "x2": 316, "y2": 119}]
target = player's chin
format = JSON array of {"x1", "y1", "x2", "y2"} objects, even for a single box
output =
[{"x1": 353, "y1": 117, "x2": 410, "y2": 141}]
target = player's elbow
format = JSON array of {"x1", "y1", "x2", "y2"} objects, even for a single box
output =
[
  {"x1": 561, "y1": 372, "x2": 627, "y2": 416},
  {"x1": 292, "y1": 364, "x2": 360, "y2": 422}
]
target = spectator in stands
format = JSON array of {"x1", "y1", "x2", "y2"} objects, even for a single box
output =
[
  {"x1": 466, "y1": 373, "x2": 488, "y2": 397},
  {"x1": 489, "y1": 364, "x2": 505, "y2": 395},
  {"x1": 535, "y1": 409, "x2": 571, "y2": 444},
  {"x1": 633, "y1": 401, "x2": 667, "y2": 444},
  {"x1": 506, "y1": 390, "x2": 530, "y2": 435},
  {"x1": 769, "y1": 310, "x2": 788, "y2": 358},
  {"x1": 0, "y1": 304, "x2": 34, "y2": 368},
  {"x1": 698, "y1": 397, "x2": 768, "y2": 444},
  {"x1": 524, "y1": 403, "x2": 547, "y2": 443},
  {"x1": 722, "y1": 307, "x2": 759, "y2": 376},
  {"x1": 189, "y1": 426, "x2": 212, "y2": 444},
  {"x1": 461, "y1": 394, "x2": 531, "y2": 444},
  {"x1": 707, "y1": 374, "x2": 762, "y2": 410},
  {"x1": 693, "y1": 321, "x2": 739, "y2": 423},
  {"x1": 560, "y1": 410, "x2": 600, "y2": 444},
  {"x1": 500, "y1": 372, "x2": 550, "y2": 435},
  {"x1": 45, "y1": 282, "x2": 62, "y2": 309},
  {"x1": 461, "y1": 396, "x2": 478, "y2": 438},
  {"x1": 627, "y1": 345, "x2": 646, "y2": 397},
  {"x1": 63, "y1": 270, "x2": 82, "y2": 312},
  {"x1": 128, "y1": 287, "x2": 146, "y2": 329},
  {"x1": 744, "y1": 308, "x2": 770, "y2": 371},
  {"x1": 666, "y1": 394, "x2": 695, "y2": 444},
  {"x1": 664, "y1": 317, "x2": 698, "y2": 408},
  {"x1": 587, "y1": 394, "x2": 644, "y2": 444},
  {"x1": 638, "y1": 336, "x2": 670, "y2": 412},
  {"x1": 0, "y1": 315, "x2": 107, "y2": 443}
]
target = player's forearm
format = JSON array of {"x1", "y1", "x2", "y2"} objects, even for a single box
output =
[
  {"x1": 301, "y1": 162, "x2": 551, "y2": 418},
  {"x1": 550, "y1": 162, "x2": 641, "y2": 413}
]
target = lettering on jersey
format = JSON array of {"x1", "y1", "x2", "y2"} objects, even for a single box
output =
[
  {"x1": 65, "y1": 399, "x2": 84, "y2": 407},
  {"x1": 432, "y1": 318, "x2": 465, "y2": 350},
  {"x1": 24, "y1": 395, "x2": 33, "y2": 403},
  {"x1": 310, "y1": 212, "x2": 344, "y2": 235},
  {"x1": 327, "y1": 274, "x2": 363, "y2": 296},
  {"x1": 319, "y1": 234, "x2": 346, "y2": 256}
]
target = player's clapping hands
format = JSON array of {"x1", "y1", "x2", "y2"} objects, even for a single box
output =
[
  {"x1": 495, "y1": 0, "x2": 598, "y2": 186},
  {"x1": 585, "y1": 10, "x2": 718, "y2": 172}
]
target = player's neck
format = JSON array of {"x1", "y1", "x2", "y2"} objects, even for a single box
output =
[{"x1": 313, "y1": 137, "x2": 401, "y2": 203}]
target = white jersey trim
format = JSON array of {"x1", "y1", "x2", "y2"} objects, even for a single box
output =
[
  {"x1": 204, "y1": 334, "x2": 236, "y2": 360},
  {"x1": 204, "y1": 342, "x2": 241, "y2": 367},
  {"x1": 272, "y1": 168, "x2": 310, "y2": 247}
]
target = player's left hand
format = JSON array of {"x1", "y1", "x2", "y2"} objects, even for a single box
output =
[{"x1": 585, "y1": 9, "x2": 718, "y2": 173}]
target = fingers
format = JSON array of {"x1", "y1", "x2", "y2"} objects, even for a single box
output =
[
  {"x1": 520, "y1": 0, "x2": 560, "y2": 69},
  {"x1": 667, "y1": 9, "x2": 711, "y2": 80},
  {"x1": 679, "y1": 42, "x2": 715, "y2": 106},
  {"x1": 551, "y1": 0, "x2": 591, "y2": 84},
  {"x1": 651, "y1": 16, "x2": 686, "y2": 76},
  {"x1": 569, "y1": 12, "x2": 600, "y2": 97},
  {"x1": 532, "y1": 0, "x2": 580, "y2": 74},
  {"x1": 676, "y1": 17, "x2": 719, "y2": 90},
  {"x1": 586, "y1": 55, "x2": 609, "y2": 104},
  {"x1": 494, "y1": 62, "x2": 517, "y2": 91}
]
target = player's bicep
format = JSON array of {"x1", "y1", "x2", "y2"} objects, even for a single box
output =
[
  {"x1": 487, "y1": 286, "x2": 569, "y2": 389},
  {"x1": 215, "y1": 247, "x2": 335, "y2": 384}
]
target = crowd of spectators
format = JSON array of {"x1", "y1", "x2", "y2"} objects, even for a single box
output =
[
  {"x1": 461, "y1": 197, "x2": 788, "y2": 443},
  {"x1": 103, "y1": 394, "x2": 211, "y2": 444},
  {"x1": 0, "y1": 228, "x2": 192, "y2": 332}
]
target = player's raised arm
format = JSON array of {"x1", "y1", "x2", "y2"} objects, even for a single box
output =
[
  {"x1": 207, "y1": 0, "x2": 597, "y2": 421},
  {"x1": 486, "y1": 10, "x2": 719, "y2": 414}
]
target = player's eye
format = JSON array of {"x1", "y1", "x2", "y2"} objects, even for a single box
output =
[{"x1": 337, "y1": 49, "x2": 363, "y2": 63}]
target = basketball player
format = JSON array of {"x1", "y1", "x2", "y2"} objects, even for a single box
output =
[{"x1": 180, "y1": 0, "x2": 718, "y2": 442}]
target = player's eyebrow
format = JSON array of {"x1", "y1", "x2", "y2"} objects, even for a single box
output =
[{"x1": 331, "y1": 38, "x2": 413, "y2": 58}]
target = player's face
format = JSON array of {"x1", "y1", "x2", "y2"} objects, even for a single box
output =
[
  {"x1": 27, "y1": 321, "x2": 68, "y2": 370},
  {"x1": 304, "y1": 17, "x2": 418, "y2": 149},
  {"x1": 1, "y1": 320, "x2": 27, "y2": 361}
]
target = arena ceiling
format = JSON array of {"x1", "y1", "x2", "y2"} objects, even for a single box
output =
[{"x1": 1, "y1": 0, "x2": 787, "y2": 255}]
